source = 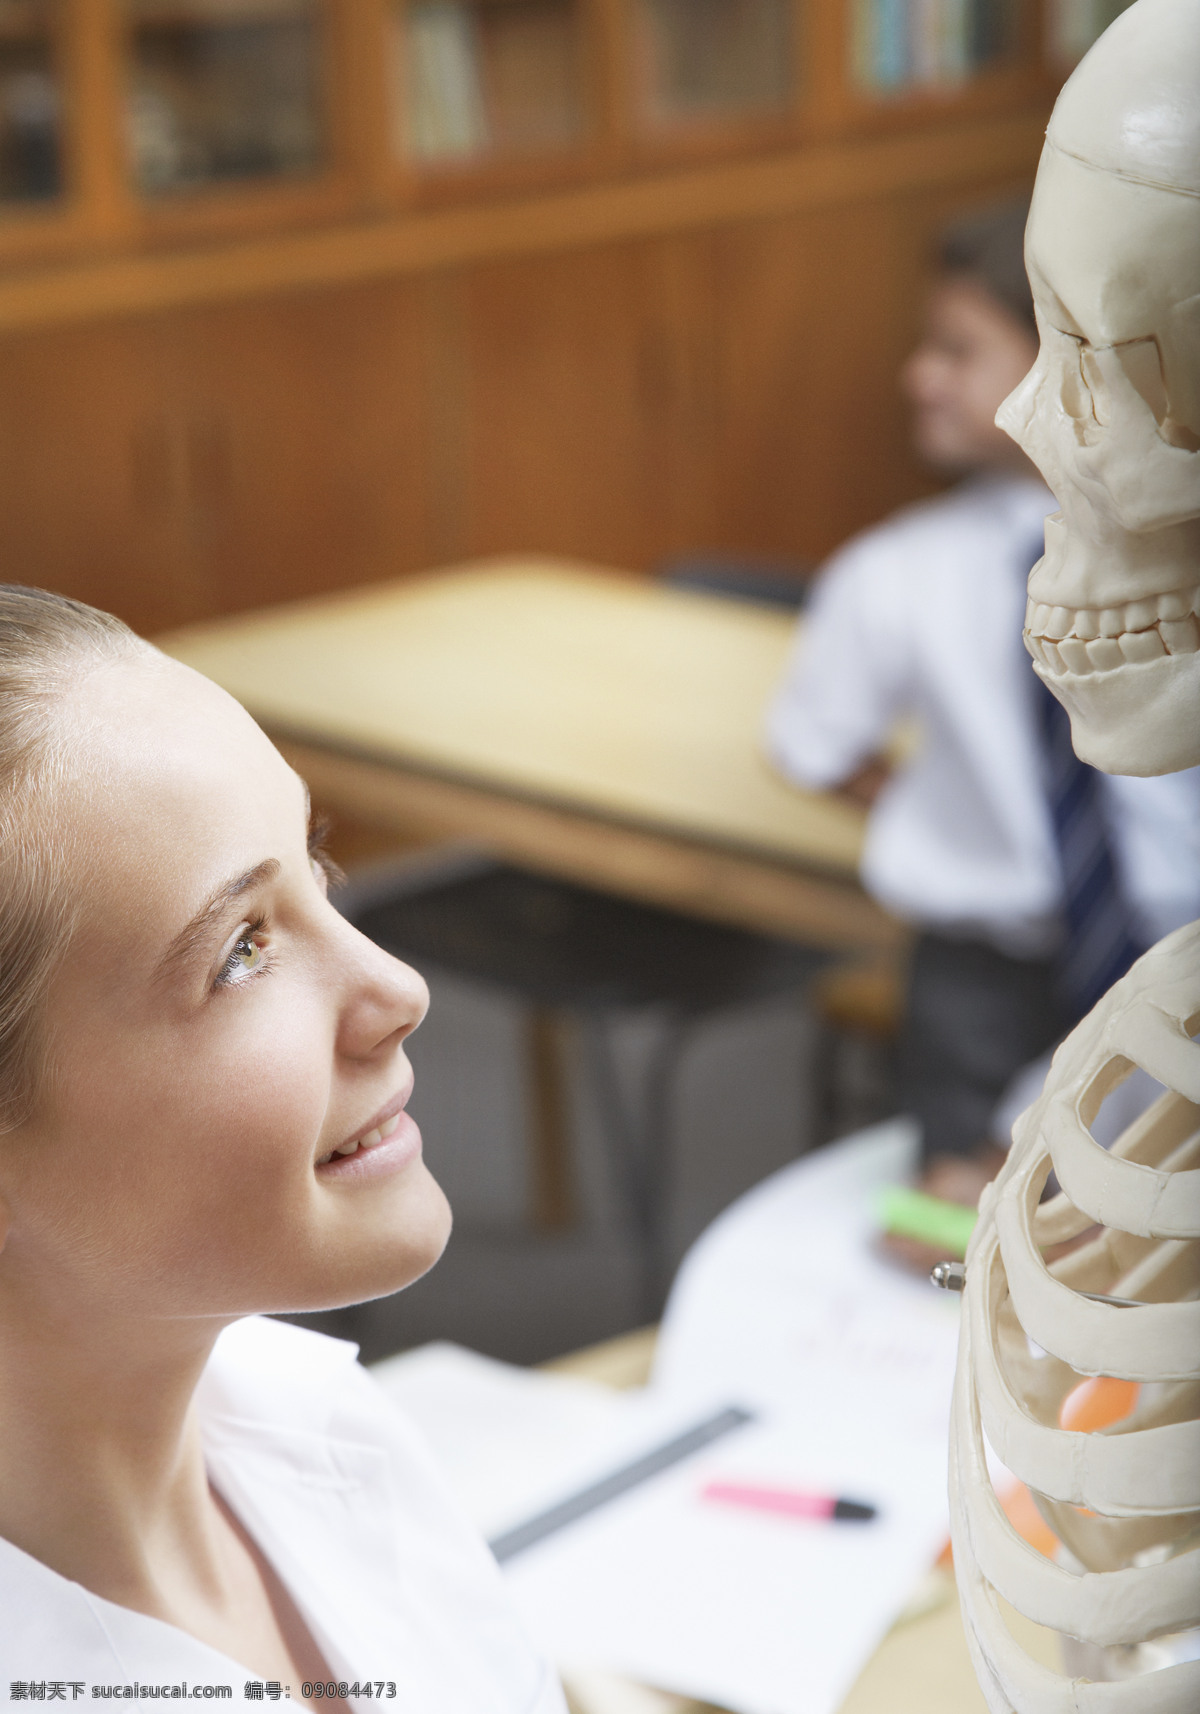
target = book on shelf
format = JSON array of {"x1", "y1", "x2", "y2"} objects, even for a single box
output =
[
  {"x1": 399, "y1": 0, "x2": 582, "y2": 164},
  {"x1": 636, "y1": 0, "x2": 792, "y2": 121},
  {"x1": 852, "y1": 0, "x2": 1017, "y2": 93},
  {"x1": 127, "y1": 3, "x2": 323, "y2": 192},
  {"x1": 402, "y1": 1, "x2": 489, "y2": 161},
  {"x1": 477, "y1": 0, "x2": 582, "y2": 149},
  {"x1": 0, "y1": 0, "x2": 60, "y2": 203}
]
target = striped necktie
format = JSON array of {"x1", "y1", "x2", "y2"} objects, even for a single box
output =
[{"x1": 1023, "y1": 546, "x2": 1143, "y2": 1023}]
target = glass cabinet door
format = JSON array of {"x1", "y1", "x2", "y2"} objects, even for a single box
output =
[
  {"x1": 632, "y1": 0, "x2": 793, "y2": 126},
  {"x1": 851, "y1": 0, "x2": 1020, "y2": 94},
  {"x1": 395, "y1": 0, "x2": 585, "y2": 165},
  {"x1": 126, "y1": 0, "x2": 326, "y2": 195},
  {"x1": 0, "y1": 0, "x2": 62, "y2": 204}
]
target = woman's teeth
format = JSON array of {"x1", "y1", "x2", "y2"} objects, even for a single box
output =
[{"x1": 316, "y1": 1110, "x2": 402, "y2": 1166}]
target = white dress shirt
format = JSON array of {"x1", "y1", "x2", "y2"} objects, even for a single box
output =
[
  {"x1": 0, "y1": 1317, "x2": 567, "y2": 1714},
  {"x1": 766, "y1": 474, "x2": 1200, "y2": 957}
]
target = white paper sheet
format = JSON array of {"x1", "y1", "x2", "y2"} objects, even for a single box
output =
[
  {"x1": 371, "y1": 1341, "x2": 639, "y2": 1540},
  {"x1": 372, "y1": 1121, "x2": 964, "y2": 1714},
  {"x1": 499, "y1": 1402, "x2": 950, "y2": 1714},
  {"x1": 653, "y1": 1118, "x2": 962, "y2": 1440}
]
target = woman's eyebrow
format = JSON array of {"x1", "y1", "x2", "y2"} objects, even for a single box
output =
[{"x1": 154, "y1": 858, "x2": 281, "y2": 986}]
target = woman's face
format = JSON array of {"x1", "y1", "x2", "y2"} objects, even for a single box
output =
[{"x1": 0, "y1": 652, "x2": 450, "y2": 1327}]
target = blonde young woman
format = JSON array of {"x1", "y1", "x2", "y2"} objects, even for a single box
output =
[{"x1": 0, "y1": 587, "x2": 566, "y2": 1710}]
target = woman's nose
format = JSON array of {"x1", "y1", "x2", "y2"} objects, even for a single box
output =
[{"x1": 334, "y1": 921, "x2": 429, "y2": 1062}]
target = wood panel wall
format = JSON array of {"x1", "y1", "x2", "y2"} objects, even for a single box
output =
[{"x1": 0, "y1": 162, "x2": 1035, "y2": 635}]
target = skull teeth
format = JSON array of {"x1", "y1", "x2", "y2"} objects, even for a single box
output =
[
  {"x1": 1119, "y1": 629, "x2": 1166, "y2": 664},
  {"x1": 1056, "y1": 637, "x2": 1092, "y2": 674},
  {"x1": 1159, "y1": 617, "x2": 1200, "y2": 655},
  {"x1": 1158, "y1": 590, "x2": 1194, "y2": 621},
  {"x1": 1025, "y1": 585, "x2": 1200, "y2": 675},
  {"x1": 1085, "y1": 637, "x2": 1123, "y2": 671}
]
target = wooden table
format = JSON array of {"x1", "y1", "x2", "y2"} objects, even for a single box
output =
[
  {"x1": 545, "y1": 1330, "x2": 1060, "y2": 1714},
  {"x1": 158, "y1": 557, "x2": 899, "y2": 955}
]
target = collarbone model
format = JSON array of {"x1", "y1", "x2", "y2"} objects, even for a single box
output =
[{"x1": 951, "y1": 1, "x2": 1200, "y2": 1707}]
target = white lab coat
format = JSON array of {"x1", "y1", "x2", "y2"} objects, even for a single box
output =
[
  {"x1": 766, "y1": 474, "x2": 1200, "y2": 957},
  {"x1": 0, "y1": 1317, "x2": 567, "y2": 1713}
]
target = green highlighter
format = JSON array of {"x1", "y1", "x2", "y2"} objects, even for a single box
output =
[{"x1": 876, "y1": 1187, "x2": 978, "y2": 1259}]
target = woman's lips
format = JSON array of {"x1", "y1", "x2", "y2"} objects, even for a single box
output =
[
  {"x1": 316, "y1": 1076, "x2": 414, "y2": 1167},
  {"x1": 316, "y1": 1108, "x2": 404, "y2": 1166},
  {"x1": 315, "y1": 1110, "x2": 422, "y2": 1181}
]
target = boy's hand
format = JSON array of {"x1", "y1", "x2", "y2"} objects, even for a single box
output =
[
  {"x1": 879, "y1": 1144, "x2": 1008, "y2": 1277},
  {"x1": 834, "y1": 754, "x2": 892, "y2": 809}
]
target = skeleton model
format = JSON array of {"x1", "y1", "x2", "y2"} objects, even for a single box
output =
[{"x1": 948, "y1": 0, "x2": 1200, "y2": 1706}]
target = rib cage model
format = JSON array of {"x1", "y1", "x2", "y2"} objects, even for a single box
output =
[{"x1": 950, "y1": 920, "x2": 1200, "y2": 1710}]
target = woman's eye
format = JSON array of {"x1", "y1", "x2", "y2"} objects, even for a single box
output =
[{"x1": 216, "y1": 927, "x2": 267, "y2": 989}]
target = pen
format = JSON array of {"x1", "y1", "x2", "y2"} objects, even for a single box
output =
[{"x1": 701, "y1": 1480, "x2": 877, "y2": 1522}]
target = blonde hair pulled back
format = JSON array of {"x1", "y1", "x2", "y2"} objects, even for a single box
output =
[{"x1": 0, "y1": 586, "x2": 143, "y2": 1131}]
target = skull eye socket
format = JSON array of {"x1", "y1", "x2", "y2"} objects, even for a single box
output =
[
  {"x1": 1057, "y1": 332, "x2": 1107, "y2": 443},
  {"x1": 1059, "y1": 351, "x2": 1089, "y2": 423},
  {"x1": 1114, "y1": 337, "x2": 1169, "y2": 424},
  {"x1": 1113, "y1": 336, "x2": 1200, "y2": 453},
  {"x1": 1078, "y1": 345, "x2": 1111, "y2": 427},
  {"x1": 1055, "y1": 331, "x2": 1200, "y2": 453}
]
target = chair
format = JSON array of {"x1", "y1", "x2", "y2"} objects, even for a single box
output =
[{"x1": 810, "y1": 960, "x2": 905, "y2": 1144}]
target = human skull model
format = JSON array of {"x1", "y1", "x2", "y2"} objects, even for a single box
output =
[
  {"x1": 951, "y1": 922, "x2": 1200, "y2": 1710},
  {"x1": 996, "y1": 0, "x2": 1200, "y2": 775}
]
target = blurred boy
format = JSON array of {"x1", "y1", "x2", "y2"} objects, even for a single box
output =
[{"x1": 767, "y1": 201, "x2": 1200, "y2": 1224}]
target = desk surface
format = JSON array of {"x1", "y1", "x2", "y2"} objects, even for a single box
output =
[{"x1": 158, "y1": 557, "x2": 866, "y2": 880}]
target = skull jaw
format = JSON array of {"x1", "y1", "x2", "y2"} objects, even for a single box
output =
[{"x1": 1032, "y1": 654, "x2": 1200, "y2": 775}]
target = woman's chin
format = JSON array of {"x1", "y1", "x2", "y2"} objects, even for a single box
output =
[
  {"x1": 368, "y1": 1171, "x2": 453, "y2": 1300},
  {"x1": 347, "y1": 1167, "x2": 452, "y2": 1306},
  {"x1": 277, "y1": 1166, "x2": 454, "y2": 1317}
]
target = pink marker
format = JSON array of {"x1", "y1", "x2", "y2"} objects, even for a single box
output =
[{"x1": 701, "y1": 1480, "x2": 877, "y2": 1522}]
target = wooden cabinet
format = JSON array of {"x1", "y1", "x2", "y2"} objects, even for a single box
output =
[
  {"x1": 0, "y1": 1, "x2": 1129, "y2": 628},
  {"x1": 164, "y1": 280, "x2": 441, "y2": 615},
  {"x1": 0, "y1": 314, "x2": 200, "y2": 633},
  {"x1": 0, "y1": 279, "x2": 440, "y2": 632},
  {"x1": 453, "y1": 235, "x2": 719, "y2": 569},
  {"x1": 708, "y1": 187, "x2": 965, "y2": 563}
]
